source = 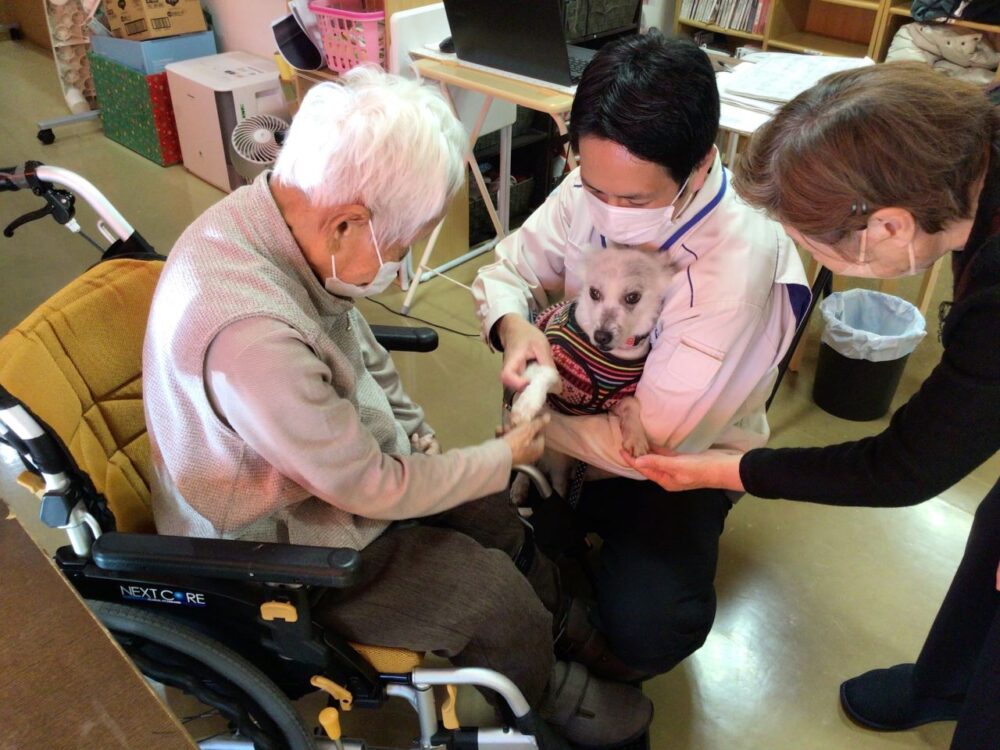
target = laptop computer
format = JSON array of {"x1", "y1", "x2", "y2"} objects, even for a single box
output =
[{"x1": 442, "y1": 0, "x2": 598, "y2": 92}]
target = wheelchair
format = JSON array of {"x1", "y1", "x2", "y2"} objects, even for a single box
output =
[{"x1": 0, "y1": 162, "x2": 563, "y2": 750}]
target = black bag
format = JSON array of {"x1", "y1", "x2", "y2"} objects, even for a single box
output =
[
  {"x1": 962, "y1": 0, "x2": 1000, "y2": 23},
  {"x1": 912, "y1": 0, "x2": 1000, "y2": 24}
]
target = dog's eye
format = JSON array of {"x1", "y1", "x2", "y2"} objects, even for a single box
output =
[
  {"x1": 624, "y1": 292, "x2": 641, "y2": 305},
  {"x1": 589, "y1": 287, "x2": 602, "y2": 301}
]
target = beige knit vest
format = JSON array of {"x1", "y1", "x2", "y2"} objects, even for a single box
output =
[{"x1": 143, "y1": 173, "x2": 407, "y2": 549}]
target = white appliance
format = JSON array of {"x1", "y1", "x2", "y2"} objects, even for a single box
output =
[
  {"x1": 388, "y1": 3, "x2": 515, "y2": 138},
  {"x1": 166, "y1": 52, "x2": 289, "y2": 192}
]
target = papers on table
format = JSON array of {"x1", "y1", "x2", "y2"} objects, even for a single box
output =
[
  {"x1": 717, "y1": 69, "x2": 783, "y2": 116},
  {"x1": 715, "y1": 53, "x2": 873, "y2": 138},
  {"x1": 723, "y1": 52, "x2": 875, "y2": 104}
]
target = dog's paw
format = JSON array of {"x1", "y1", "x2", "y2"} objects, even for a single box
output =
[
  {"x1": 526, "y1": 362, "x2": 562, "y2": 395},
  {"x1": 621, "y1": 430, "x2": 650, "y2": 458},
  {"x1": 510, "y1": 393, "x2": 545, "y2": 427},
  {"x1": 510, "y1": 363, "x2": 561, "y2": 426}
]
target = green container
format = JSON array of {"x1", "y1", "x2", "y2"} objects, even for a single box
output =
[
  {"x1": 89, "y1": 52, "x2": 182, "y2": 166},
  {"x1": 590, "y1": 0, "x2": 641, "y2": 36}
]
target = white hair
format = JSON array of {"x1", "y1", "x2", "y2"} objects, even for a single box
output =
[{"x1": 272, "y1": 66, "x2": 467, "y2": 248}]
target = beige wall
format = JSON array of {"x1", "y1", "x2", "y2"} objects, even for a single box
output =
[
  {"x1": 643, "y1": 0, "x2": 676, "y2": 31},
  {"x1": 202, "y1": 0, "x2": 287, "y2": 58}
]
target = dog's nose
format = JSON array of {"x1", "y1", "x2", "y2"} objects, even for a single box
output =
[{"x1": 593, "y1": 330, "x2": 613, "y2": 348}]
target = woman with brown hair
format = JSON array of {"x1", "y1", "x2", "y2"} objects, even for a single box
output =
[{"x1": 623, "y1": 62, "x2": 1000, "y2": 749}]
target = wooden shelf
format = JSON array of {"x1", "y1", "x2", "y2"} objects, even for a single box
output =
[
  {"x1": 677, "y1": 17, "x2": 766, "y2": 41},
  {"x1": 767, "y1": 30, "x2": 871, "y2": 56},
  {"x1": 675, "y1": 0, "x2": 1000, "y2": 62},
  {"x1": 820, "y1": 0, "x2": 879, "y2": 10}
]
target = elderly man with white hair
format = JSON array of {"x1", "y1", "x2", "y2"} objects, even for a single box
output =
[{"x1": 142, "y1": 67, "x2": 651, "y2": 748}]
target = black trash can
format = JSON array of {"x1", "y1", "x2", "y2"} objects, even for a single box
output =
[
  {"x1": 813, "y1": 342, "x2": 911, "y2": 421},
  {"x1": 811, "y1": 289, "x2": 926, "y2": 422}
]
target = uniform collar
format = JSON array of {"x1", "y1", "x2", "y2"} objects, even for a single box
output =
[{"x1": 658, "y1": 148, "x2": 727, "y2": 252}]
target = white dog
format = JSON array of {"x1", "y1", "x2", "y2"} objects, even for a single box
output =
[{"x1": 510, "y1": 247, "x2": 674, "y2": 497}]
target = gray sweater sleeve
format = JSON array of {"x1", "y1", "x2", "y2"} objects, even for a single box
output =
[
  {"x1": 351, "y1": 309, "x2": 432, "y2": 439},
  {"x1": 204, "y1": 317, "x2": 511, "y2": 521}
]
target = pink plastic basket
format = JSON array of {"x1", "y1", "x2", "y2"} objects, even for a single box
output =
[{"x1": 308, "y1": 1, "x2": 386, "y2": 73}]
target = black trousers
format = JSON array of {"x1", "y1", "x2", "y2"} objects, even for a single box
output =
[
  {"x1": 577, "y1": 477, "x2": 733, "y2": 675},
  {"x1": 914, "y1": 477, "x2": 1000, "y2": 750}
]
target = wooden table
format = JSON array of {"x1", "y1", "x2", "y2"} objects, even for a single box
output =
[{"x1": 0, "y1": 499, "x2": 197, "y2": 750}]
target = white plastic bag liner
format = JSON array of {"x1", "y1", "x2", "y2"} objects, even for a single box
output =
[{"x1": 819, "y1": 288, "x2": 926, "y2": 362}]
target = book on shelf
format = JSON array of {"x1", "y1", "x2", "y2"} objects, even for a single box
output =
[{"x1": 681, "y1": 0, "x2": 767, "y2": 33}]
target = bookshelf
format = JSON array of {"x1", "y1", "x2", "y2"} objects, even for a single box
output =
[
  {"x1": 675, "y1": 0, "x2": 888, "y2": 58},
  {"x1": 678, "y1": 0, "x2": 1000, "y2": 60}
]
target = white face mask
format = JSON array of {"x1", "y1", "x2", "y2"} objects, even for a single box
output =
[
  {"x1": 583, "y1": 174, "x2": 692, "y2": 247},
  {"x1": 324, "y1": 219, "x2": 401, "y2": 298},
  {"x1": 824, "y1": 225, "x2": 918, "y2": 279}
]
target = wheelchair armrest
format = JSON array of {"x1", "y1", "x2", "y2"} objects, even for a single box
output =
[
  {"x1": 92, "y1": 532, "x2": 361, "y2": 588},
  {"x1": 370, "y1": 325, "x2": 438, "y2": 352}
]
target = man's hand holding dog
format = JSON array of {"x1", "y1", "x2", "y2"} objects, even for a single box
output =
[{"x1": 497, "y1": 313, "x2": 556, "y2": 392}]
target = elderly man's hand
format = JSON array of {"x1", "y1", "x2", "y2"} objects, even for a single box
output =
[
  {"x1": 410, "y1": 433, "x2": 441, "y2": 455},
  {"x1": 497, "y1": 314, "x2": 555, "y2": 392},
  {"x1": 501, "y1": 413, "x2": 550, "y2": 466},
  {"x1": 620, "y1": 447, "x2": 746, "y2": 493}
]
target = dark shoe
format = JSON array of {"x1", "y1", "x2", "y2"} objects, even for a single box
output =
[
  {"x1": 840, "y1": 663, "x2": 964, "y2": 731},
  {"x1": 555, "y1": 598, "x2": 649, "y2": 683},
  {"x1": 539, "y1": 661, "x2": 653, "y2": 748}
]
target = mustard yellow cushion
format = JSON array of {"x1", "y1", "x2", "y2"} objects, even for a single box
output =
[
  {"x1": 0, "y1": 258, "x2": 163, "y2": 532},
  {"x1": 350, "y1": 643, "x2": 423, "y2": 673}
]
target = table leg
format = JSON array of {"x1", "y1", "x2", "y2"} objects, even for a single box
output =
[
  {"x1": 401, "y1": 220, "x2": 446, "y2": 315},
  {"x1": 725, "y1": 131, "x2": 739, "y2": 167},
  {"x1": 551, "y1": 112, "x2": 576, "y2": 168},
  {"x1": 916, "y1": 256, "x2": 944, "y2": 318},
  {"x1": 498, "y1": 123, "x2": 511, "y2": 235},
  {"x1": 401, "y1": 85, "x2": 508, "y2": 314}
]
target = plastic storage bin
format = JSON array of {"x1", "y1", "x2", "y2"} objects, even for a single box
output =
[
  {"x1": 309, "y1": 0, "x2": 385, "y2": 73},
  {"x1": 812, "y1": 289, "x2": 926, "y2": 421}
]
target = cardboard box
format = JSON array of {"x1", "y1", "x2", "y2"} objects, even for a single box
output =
[
  {"x1": 90, "y1": 30, "x2": 216, "y2": 74},
  {"x1": 89, "y1": 52, "x2": 183, "y2": 166},
  {"x1": 104, "y1": 0, "x2": 207, "y2": 41}
]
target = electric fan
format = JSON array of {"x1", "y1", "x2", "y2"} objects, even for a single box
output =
[{"x1": 229, "y1": 114, "x2": 291, "y2": 184}]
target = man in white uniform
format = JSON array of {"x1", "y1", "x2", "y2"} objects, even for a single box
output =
[{"x1": 473, "y1": 32, "x2": 808, "y2": 679}]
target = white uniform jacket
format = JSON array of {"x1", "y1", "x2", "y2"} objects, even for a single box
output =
[{"x1": 472, "y1": 149, "x2": 810, "y2": 478}]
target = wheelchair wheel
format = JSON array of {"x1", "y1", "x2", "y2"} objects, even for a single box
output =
[{"x1": 89, "y1": 600, "x2": 317, "y2": 750}]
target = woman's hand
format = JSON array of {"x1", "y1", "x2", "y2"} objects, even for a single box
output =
[
  {"x1": 502, "y1": 413, "x2": 550, "y2": 465},
  {"x1": 497, "y1": 314, "x2": 555, "y2": 392},
  {"x1": 620, "y1": 447, "x2": 746, "y2": 493}
]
